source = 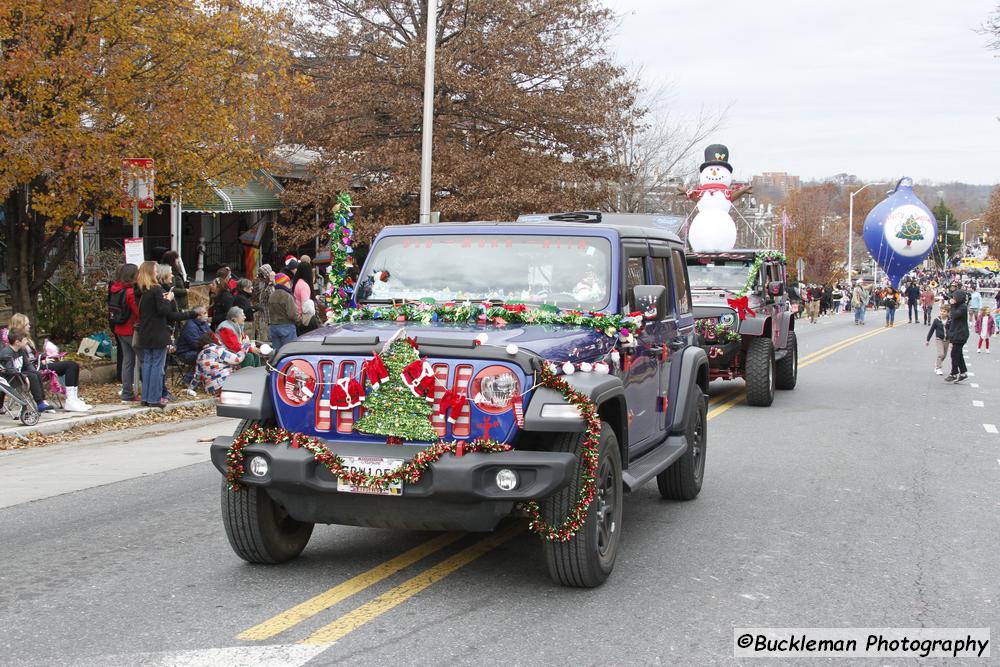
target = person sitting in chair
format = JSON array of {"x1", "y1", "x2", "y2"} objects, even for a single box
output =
[
  {"x1": 3, "y1": 314, "x2": 91, "y2": 412},
  {"x1": 176, "y1": 307, "x2": 211, "y2": 363},
  {"x1": 0, "y1": 329, "x2": 54, "y2": 413}
]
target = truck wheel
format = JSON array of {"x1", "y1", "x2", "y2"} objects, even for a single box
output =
[
  {"x1": 221, "y1": 420, "x2": 314, "y2": 564},
  {"x1": 542, "y1": 422, "x2": 622, "y2": 588},
  {"x1": 775, "y1": 331, "x2": 798, "y2": 390},
  {"x1": 745, "y1": 337, "x2": 775, "y2": 406},
  {"x1": 657, "y1": 389, "x2": 706, "y2": 500}
]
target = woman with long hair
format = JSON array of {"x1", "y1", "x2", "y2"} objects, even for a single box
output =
[
  {"x1": 211, "y1": 266, "x2": 235, "y2": 330},
  {"x1": 293, "y1": 259, "x2": 317, "y2": 333},
  {"x1": 136, "y1": 263, "x2": 196, "y2": 407}
]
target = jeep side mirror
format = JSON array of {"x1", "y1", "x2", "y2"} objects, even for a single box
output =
[
  {"x1": 768, "y1": 281, "x2": 785, "y2": 297},
  {"x1": 633, "y1": 285, "x2": 668, "y2": 320}
]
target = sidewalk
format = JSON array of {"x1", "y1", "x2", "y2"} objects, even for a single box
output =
[{"x1": 0, "y1": 396, "x2": 216, "y2": 439}]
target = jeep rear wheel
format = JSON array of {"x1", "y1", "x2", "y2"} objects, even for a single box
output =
[
  {"x1": 745, "y1": 337, "x2": 775, "y2": 406},
  {"x1": 542, "y1": 422, "x2": 622, "y2": 588},
  {"x1": 775, "y1": 330, "x2": 798, "y2": 390},
  {"x1": 657, "y1": 388, "x2": 706, "y2": 500},
  {"x1": 221, "y1": 420, "x2": 314, "y2": 564}
]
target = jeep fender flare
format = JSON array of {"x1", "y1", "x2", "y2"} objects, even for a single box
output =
[
  {"x1": 737, "y1": 315, "x2": 768, "y2": 337},
  {"x1": 669, "y1": 346, "x2": 709, "y2": 435},
  {"x1": 523, "y1": 372, "x2": 629, "y2": 455},
  {"x1": 216, "y1": 366, "x2": 275, "y2": 421}
]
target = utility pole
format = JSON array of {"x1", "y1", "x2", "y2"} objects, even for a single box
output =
[{"x1": 418, "y1": 0, "x2": 437, "y2": 223}]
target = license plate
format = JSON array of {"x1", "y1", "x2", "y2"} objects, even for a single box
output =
[{"x1": 337, "y1": 456, "x2": 403, "y2": 496}]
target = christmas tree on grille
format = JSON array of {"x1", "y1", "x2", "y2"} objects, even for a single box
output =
[
  {"x1": 896, "y1": 215, "x2": 924, "y2": 247},
  {"x1": 355, "y1": 334, "x2": 439, "y2": 442}
]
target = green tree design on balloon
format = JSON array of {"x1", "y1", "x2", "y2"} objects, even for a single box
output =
[{"x1": 896, "y1": 215, "x2": 924, "y2": 247}]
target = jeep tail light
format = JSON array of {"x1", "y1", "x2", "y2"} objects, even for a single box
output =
[{"x1": 471, "y1": 365, "x2": 519, "y2": 414}]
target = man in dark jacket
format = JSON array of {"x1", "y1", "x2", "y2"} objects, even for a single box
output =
[
  {"x1": 945, "y1": 289, "x2": 969, "y2": 383},
  {"x1": 268, "y1": 272, "x2": 299, "y2": 355},
  {"x1": 176, "y1": 307, "x2": 211, "y2": 362},
  {"x1": 904, "y1": 280, "x2": 920, "y2": 324}
]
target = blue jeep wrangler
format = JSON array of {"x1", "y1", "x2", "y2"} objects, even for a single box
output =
[{"x1": 211, "y1": 211, "x2": 709, "y2": 587}]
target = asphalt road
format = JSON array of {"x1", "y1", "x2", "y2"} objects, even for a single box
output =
[{"x1": 2, "y1": 312, "x2": 998, "y2": 666}]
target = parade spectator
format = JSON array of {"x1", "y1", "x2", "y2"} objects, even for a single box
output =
[
  {"x1": 883, "y1": 288, "x2": 899, "y2": 328},
  {"x1": 279, "y1": 254, "x2": 299, "y2": 282},
  {"x1": 969, "y1": 286, "x2": 983, "y2": 324},
  {"x1": 820, "y1": 285, "x2": 833, "y2": 316},
  {"x1": 919, "y1": 284, "x2": 935, "y2": 325},
  {"x1": 137, "y1": 263, "x2": 196, "y2": 407},
  {"x1": 5, "y1": 313, "x2": 92, "y2": 412},
  {"x1": 109, "y1": 263, "x2": 141, "y2": 402},
  {"x1": 851, "y1": 280, "x2": 868, "y2": 325},
  {"x1": 160, "y1": 250, "x2": 189, "y2": 311},
  {"x1": 945, "y1": 289, "x2": 969, "y2": 383},
  {"x1": 191, "y1": 332, "x2": 250, "y2": 396},
  {"x1": 253, "y1": 264, "x2": 275, "y2": 342},
  {"x1": 975, "y1": 306, "x2": 994, "y2": 354},
  {"x1": 904, "y1": 280, "x2": 920, "y2": 324},
  {"x1": 268, "y1": 273, "x2": 298, "y2": 354},
  {"x1": 926, "y1": 304, "x2": 950, "y2": 375},
  {"x1": 210, "y1": 267, "x2": 236, "y2": 330},
  {"x1": 294, "y1": 258, "x2": 318, "y2": 333},
  {"x1": 0, "y1": 329, "x2": 53, "y2": 412},
  {"x1": 176, "y1": 307, "x2": 211, "y2": 362},
  {"x1": 234, "y1": 278, "x2": 255, "y2": 326}
]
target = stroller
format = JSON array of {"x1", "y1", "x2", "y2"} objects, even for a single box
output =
[{"x1": 0, "y1": 375, "x2": 40, "y2": 426}]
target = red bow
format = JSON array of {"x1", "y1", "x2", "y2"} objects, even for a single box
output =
[{"x1": 727, "y1": 296, "x2": 756, "y2": 321}]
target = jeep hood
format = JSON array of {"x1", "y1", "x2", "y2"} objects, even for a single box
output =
[{"x1": 296, "y1": 320, "x2": 614, "y2": 362}]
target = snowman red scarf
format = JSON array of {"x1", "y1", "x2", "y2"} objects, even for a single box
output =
[
  {"x1": 685, "y1": 182, "x2": 733, "y2": 201},
  {"x1": 401, "y1": 358, "x2": 436, "y2": 401}
]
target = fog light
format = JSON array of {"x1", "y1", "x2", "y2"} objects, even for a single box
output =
[
  {"x1": 248, "y1": 456, "x2": 269, "y2": 477},
  {"x1": 495, "y1": 468, "x2": 518, "y2": 491}
]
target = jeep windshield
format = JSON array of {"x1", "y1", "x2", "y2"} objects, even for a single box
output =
[
  {"x1": 356, "y1": 234, "x2": 613, "y2": 310},
  {"x1": 686, "y1": 259, "x2": 753, "y2": 290}
]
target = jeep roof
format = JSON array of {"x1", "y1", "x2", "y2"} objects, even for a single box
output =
[{"x1": 687, "y1": 249, "x2": 785, "y2": 261}]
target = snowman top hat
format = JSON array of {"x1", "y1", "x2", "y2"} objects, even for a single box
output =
[{"x1": 700, "y1": 144, "x2": 732, "y2": 173}]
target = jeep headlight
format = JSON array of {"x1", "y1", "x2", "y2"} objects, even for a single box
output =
[
  {"x1": 719, "y1": 313, "x2": 736, "y2": 327},
  {"x1": 220, "y1": 390, "x2": 252, "y2": 406}
]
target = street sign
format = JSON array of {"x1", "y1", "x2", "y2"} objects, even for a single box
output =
[
  {"x1": 795, "y1": 257, "x2": 805, "y2": 279},
  {"x1": 124, "y1": 238, "x2": 145, "y2": 266},
  {"x1": 120, "y1": 158, "x2": 155, "y2": 211}
]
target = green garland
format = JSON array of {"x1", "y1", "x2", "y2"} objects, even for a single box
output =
[
  {"x1": 736, "y1": 251, "x2": 787, "y2": 297},
  {"x1": 225, "y1": 360, "x2": 603, "y2": 542},
  {"x1": 323, "y1": 193, "x2": 355, "y2": 318},
  {"x1": 332, "y1": 302, "x2": 644, "y2": 341},
  {"x1": 694, "y1": 318, "x2": 740, "y2": 344}
]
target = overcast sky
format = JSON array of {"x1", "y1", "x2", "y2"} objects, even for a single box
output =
[{"x1": 604, "y1": 1, "x2": 1000, "y2": 185}]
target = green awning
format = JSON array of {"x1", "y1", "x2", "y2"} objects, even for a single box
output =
[{"x1": 183, "y1": 170, "x2": 284, "y2": 213}]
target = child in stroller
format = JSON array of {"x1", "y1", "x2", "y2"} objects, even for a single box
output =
[{"x1": 0, "y1": 328, "x2": 53, "y2": 420}]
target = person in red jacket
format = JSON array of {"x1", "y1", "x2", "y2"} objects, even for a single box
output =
[{"x1": 109, "y1": 264, "x2": 141, "y2": 402}]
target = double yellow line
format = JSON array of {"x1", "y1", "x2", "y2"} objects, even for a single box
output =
[{"x1": 236, "y1": 324, "x2": 893, "y2": 646}]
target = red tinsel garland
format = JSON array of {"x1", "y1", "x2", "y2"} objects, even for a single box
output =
[{"x1": 224, "y1": 362, "x2": 602, "y2": 542}]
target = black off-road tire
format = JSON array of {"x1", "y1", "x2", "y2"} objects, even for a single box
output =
[
  {"x1": 657, "y1": 389, "x2": 707, "y2": 500},
  {"x1": 542, "y1": 422, "x2": 622, "y2": 588},
  {"x1": 221, "y1": 419, "x2": 314, "y2": 564},
  {"x1": 745, "y1": 337, "x2": 775, "y2": 406},
  {"x1": 775, "y1": 330, "x2": 798, "y2": 390}
]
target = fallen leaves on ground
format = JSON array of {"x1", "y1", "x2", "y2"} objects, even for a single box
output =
[{"x1": 0, "y1": 403, "x2": 217, "y2": 450}]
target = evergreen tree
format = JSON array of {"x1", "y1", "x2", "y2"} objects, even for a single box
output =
[{"x1": 355, "y1": 337, "x2": 438, "y2": 442}]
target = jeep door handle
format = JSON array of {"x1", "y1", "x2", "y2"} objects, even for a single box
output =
[{"x1": 668, "y1": 336, "x2": 687, "y2": 351}]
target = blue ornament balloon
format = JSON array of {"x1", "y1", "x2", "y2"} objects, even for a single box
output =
[{"x1": 862, "y1": 177, "x2": 937, "y2": 288}]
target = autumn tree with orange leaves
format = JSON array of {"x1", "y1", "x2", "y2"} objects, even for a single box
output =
[
  {"x1": 0, "y1": 0, "x2": 300, "y2": 321},
  {"x1": 280, "y1": 0, "x2": 636, "y2": 244}
]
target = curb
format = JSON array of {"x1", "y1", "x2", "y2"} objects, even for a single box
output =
[{"x1": 0, "y1": 398, "x2": 217, "y2": 439}]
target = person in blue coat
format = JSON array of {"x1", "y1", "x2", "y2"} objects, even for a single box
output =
[{"x1": 176, "y1": 307, "x2": 211, "y2": 363}]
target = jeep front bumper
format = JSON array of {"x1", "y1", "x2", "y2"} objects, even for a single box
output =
[{"x1": 210, "y1": 437, "x2": 576, "y2": 531}]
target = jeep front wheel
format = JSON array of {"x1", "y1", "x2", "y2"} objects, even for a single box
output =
[
  {"x1": 657, "y1": 388, "x2": 706, "y2": 500},
  {"x1": 542, "y1": 422, "x2": 622, "y2": 588},
  {"x1": 221, "y1": 419, "x2": 314, "y2": 564},
  {"x1": 775, "y1": 330, "x2": 798, "y2": 390},
  {"x1": 745, "y1": 337, "x2": 775, "y2": 406}
]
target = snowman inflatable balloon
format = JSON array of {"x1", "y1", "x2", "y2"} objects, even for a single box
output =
[{"x1": 686, "y1": 144, "x2": 747, "y2": 251}]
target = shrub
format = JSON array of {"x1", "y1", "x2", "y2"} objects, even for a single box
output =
[{"x1": 37, "y1": 264, "x2": 109, "y2": 344}]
